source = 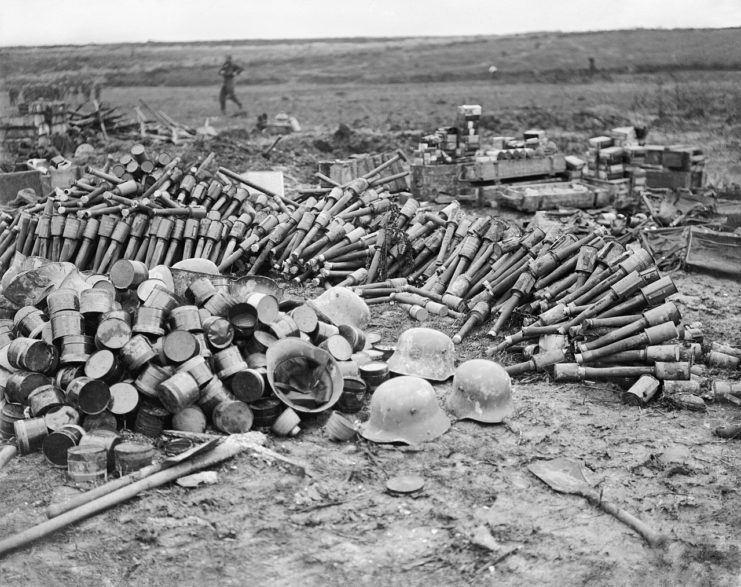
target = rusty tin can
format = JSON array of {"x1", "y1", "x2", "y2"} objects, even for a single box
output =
[
  {"x1": 14, "y1": 307, "x2": 48, "y2": 339},
  {"x1": 212, "y1": 399, "x2": 253, "y2": 434},
  {"x1": 197, "y1": 376, "x2": 235, "y2": 417},
  {"x1": 162, "y1": 330, "x2": 199, "y2": 363},
  {"x1": 6, "y1": 371, "x2": 51, "y2": 404},
  {"x1": 228, "y1": 368, "x2": 266, "y2": 403},
  {"x1": 249, "y1": 397, "x2": 282, "y2": 428},
  {"x1": 114, "y1": 442, "x2": 155, "y2": 476},
  {"x1": 1, "y1": 402, "x2": 26, "y2": 439},
  {"x1": 158, "y1": 372, "x2": 200, "y2": 414},
  {"x1": 80, "y1": 288, "x2": 115, "y2": 316},
  {"x1": 46, "y1": 288, "x2": 80, "y2": 314},
  {"x1": 120, "y1": 334, "x2": 158, "y2": 372},
  {"x1": 213, "y1": 346, "x2": 249, "y2": 380},
  {"x1": 169, "y1": 306, "x2": 202, "y2": 332},
  {"x1": 84, "y1": 350, "x2": 123, "y2": 384},
  {"x1": 180, "y1": 355, "x2": 214, "y2": 388},
  {"x1": 66, "y1": 376, "x2": 112, "y2": 415},
  {"x1": 337, "y1": 376, "x2": 367, "y2": 413},
  {"x1": 14, "y1": 416, "x2": 49, "y2": 454},
  {"x1": 202, "y1": 316, "x2": 234, "y2": 350},
  {"x1": 60, "y1": 334, "x2": 95, "y2": 365},
  {"x1": 44, "y1": 405, "x2": 82, "y2": 431},
  {"x1": 171, "y1": 405, "x2": 207, "y2": 433},
  {"x1": 143, "y1": 285, "x2": 178, "y2": 314},
  {"x1": 188, "y1": 277, "x2": 218, "y2": 305},
  {"x1": 8, "y1": 338, "x2": 58, "y2": 373},
  {"x1": 109, "y1": 259, "x2": 149, "y2": 290},
  {"x1": 95, "y1": 318, "x2": 132, "y2": 351},
  {"x1": 134, "y1": 401, "x2": 171, "y2": 437},
  {"x1": 67, "y1": 445, "x2": 108, "y2": 483},
  {"x1": 134, "y1": 363, "x2": 172, "y2": 399},
  {"x1": 133, "y1": 307, "x2": 166, "y2": 337},
  {"x1": 27, "y1": 384, "x2": 65, "y2": 417},
  {"x1": 42, "y1": 424, "x2": 85, "y2": 467}
]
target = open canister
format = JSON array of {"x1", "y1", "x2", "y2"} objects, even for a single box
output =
[
  {"x1": 325, "y1": 411, "x2": 358, "y2": 442},
  {"x1": 158, "y1": 372, "x2": 200, "y2": 414},
  {"x1": 337, "y1": 377, "x2": 367, "y2": 413},
  {"x1": 212, "y1": 399, "x2": 253, "y2": 434},
  {"x1": 249, "y1": 397, "x2": 282, "y2": 428},
  {"x1": 14, "y1": 417, "x2": 49, "y2": 454},
  {"x1": 114, "y1": 442, "x2": 155, "y2": 476},
  {"x1": 214, "y1": 346, "x2": 249, "y2": 380},
  {"x1": 67, "y1": 445, "x2": 107, "y2": 484},
  {"x1": 120, "y1": 335, "x2": 158, "y2": 373},
  {"x1": 271, "y1": 407, "x2": 301, "y2": 437},
  {"x1": 84, "y1": 350, "x2": 123, "y2": 384},
  {"x1": 66, "y1": 376, "x2": 111, "y2": 416},
  {"x1": 43, "y1": 424, "x2": 85, "y2": 467},
  {"x1": 202, "y1": 316, "x2": 234, "y2": 350},
  {"x1": 60, "y1": 334, "x2": 95, "y2": 365},
  {"x1": 197, "y1": 377, "x2": 235, "y2": 417},
  {"x1": 134, "y1": 401, "x2": 171, "y2": 437},
  {"x1": 133, "y1": 307, "x2": 166, "y2": 337},
  {"x1": 359, "y1": 361, "x2": 389, "y2": 390},
  {"x1": 227, "y1": 303, "x2": 257, "y2": 338},
  {"x1": 27, "y1": 384, "x2": 66, "y2": 417},
  {"x1": 169, "y1": 306, "x2": 202, "y2": 332},
  {"x1": 46, "y1": 288, "x2": 80, "y2": 314}
]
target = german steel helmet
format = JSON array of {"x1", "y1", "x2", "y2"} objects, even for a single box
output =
[
  {"x1": 360, "y1": 375, "x2": 450, "y2": 444},
  {"x1": 266, "y1": 338, "x2": 344, "y2": 413},
  {"x1": 387, "y1": 328, "x2": 455, "y2": 381},
  {"x1": 447, "y1": 359, "x2": 513, "y2": 423},
  {"x1": 307, "y1": 286, "x2": 370, "y2": 330}
]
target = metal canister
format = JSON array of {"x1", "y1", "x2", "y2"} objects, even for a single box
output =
[
  {"x1": 319, "y1": 335, "x2": 353, "y2": 361},
  {"x1": 192, "y1": 331, "x2": 212, "y2": 359},
  {"x1": 42, "y1": 424, "x2": 85, "y2": 467},
  {"x1": 203, "y1": 292, "x2": 233, "y2": 317},
  {"x1": 60, "y1": 334, "x2": 95, "y2": 365},
  {"x1": 7, "y1": 337, "x2": 58, "y2": 373},
  {"x1": 228, "y1": 368, "x2": 266, "y2": 403},
  {"x1": 14, "y1": 308, "x2": 48, "y2": 339},
  {"x1": 180, "y1": 355, "x2": 214, "y2": 388},
  {"x1": 80, "y1": 430, "x2": 121, "y2": 471},
  {"x1": 158, "y1": 372, "x2": 200, "y2": 414},
  {"x1": 213, "y1": 346, "x2": 249, "y2": 379},
  {"x1": 289, "y1": 305, "x2": 318, "y2": 335},
  {"x1": 246, "y1": 293, "x2": 279, "y2": 325},
  {"x1": 109, "y1": 259, "x2": 149, "y2": 290},
  {"x1": 51, "y1": 310, "x2": 85, "y2": 343},
  {"x1": 249, "y1": 397, "x2": 282, "y2": 428},
  {"x1": 134, "y1": 363, "x2": 172, "y2": 399},
  {"x1": 84, "y1": 350, "x2": 123, "y2": 384},
  {"x1": 197, "y1": 377, "x2": 235, "y2": 417},
  {"x1": 6, "y1": 371, "x2": 51, "y2": 404},
  {"x1": 0, "y1": 325, "x2": 14, "y2": 349},
  {"x1": 120, "y1": 334, "x2": 158, "y2": 372},
  {"x1": 14, "y1": 416, "x2": 49, "y2": 453},
  {"x1": 133, "y1": 307, "x2": 166, "y2": 337},
  {"x1": 245, "y1": 353, "x2": 267, "y2": 369},
  {"x1": 202, "y1": 316, "x2": 234, "y2": 350},
  {"x1": 371, "y1": 344, "x2": 395, "y2": 361},
  {"x1": 337, "y1": 376, "x2": 367, "y2": 413},
  {"x1": 82, "y1": 411, "x2": 118, "y2": 433},
  {"x1": 67, "y1": 445, "x2": 107, "y2": 483},
  {"x1": 80, "y1": 288, "x2": 114, "y2": 316},
  {"x1": 134, "y1": 401, "x2": 171, "y2": 437},
  {"x1": 66, "y1": 376, "x2": 111, "y2": 415},
  {"x1": 27, "y1": 384, "x2": 65, "y2": 417},
  {"x1": 359, "y1": 361, "x2": 389, "y2": 390},
  {"x1": 44, "y1": 405, "x2": 81, "y2": 431},
  {"x1": 162, "y1": 330, "x2": 199, "y2": 364},
  {"x1": 227, "y1": 303, "x2": 257, "y2": 338},
  {"x1": 46, "y1": 288, "x2": 80, "y2": 314},
  {"x1": 212, "y1": 399, "x2": 253, "y2": 434},
  {"x1": 114, "y1": 442, "x2": 155, "y2": 476},
  {"x1": 188, "y1": 277, "x2": 218, "y2": 305},
  {"x1": 171, "y1": 405, "x2": 207, "y2": 433},
  {"x1": 102, "y1": 309, "x2": 132, "y2": 326},
  {"x1": 268, "y1": 314, "x2": 300, "y2": 339},
  {"x1": 143, "y1": 285, "x2": 178, "y2": 314},
  {"x1": 325, "y1": 411, "x2": 358, "y2": 441},
  {"x1": 109, "y1": 382, "x2": 139, "y2": 417},
  {"x1": 55, "y1": 365, "x2": 85, "y2": 391},
  {"x1": 312, "y1": 321, "x2": 339, "y2": 344},
  {"x1": 1, "y1": 402, "x2": 26, "y2": 439},
  {"x1": 338, "y1": 324, "x2": 367, "y2": 353},
  {"x1": 169, "y1": 306, "x2": 202, "y2": 332}
]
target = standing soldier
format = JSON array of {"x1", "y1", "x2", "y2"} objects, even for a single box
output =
[{"x1": 218, "y1": 55, "x2": 243, "y2": 115}]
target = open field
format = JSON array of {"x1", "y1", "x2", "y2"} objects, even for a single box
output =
[{"x1": 1, "y1": 30, "x2": 741, "y2": 586}]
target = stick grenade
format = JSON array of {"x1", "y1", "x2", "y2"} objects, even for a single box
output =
[
  {"x1": 598, "y1": 275, "x2": 677, "y2": 319},
  {"x1": 221, "y1": 186, "x2": 250, "y2": 219},
  {"x1": 551, "y1": 241, "x2": 626, "y2": 306},
  {"x1": 487, "y1": 272, "x2": 537, "y2": 339},
  {"x1": 179, "y1": 218, "x2": 199, "y2": 261},
  {"x1": 575, "y1": 321, "x2": 679, "y2": 364},
  {"x1": 582, "y1": 315, "x2": 643, "y2": 329},
  {"x1": 121, "y1": 214, "x2": 149, "y2": 261},
  {"x1": 175, "y1": 173, "x2": 196, "y2": 205},
  {"x1": 445, "y1": 235, "x2": 484, "y2": 296},
  {"x1": 436, "y1": 209, "x2": 461, "y2": 265},
  {"x1": 35, "y1": 199, "x2": 54, "y2": 258},
  {"x1": 90, "y1": 215, "x2": 117, "y2": 273},
  {"x1": 218, "y1": 166, "x2": 298, "y2": 212},
  {"x1": 15, "y1": 212, "x2": 31, "y2": 254},
  {"x1": 73, "y1": 218, "x2": 99, "y2": 269},
  {"x1": 98, "y1": 217, "x2": 132, "y2": 273},
  {"x1": 49, "y1": 210, "x2": 66, "y2": 262},
  {"x1": 302, "y1": 220, "x2": 351, "y2": 260},
  {"x1": 193, "y1": 151, "x2": 215, "y2": 181},
  {"x1": 578, "y1": 302, "x2": 680, "y2": 353},
  {"x1": 148, "y1": 217, "x2": 175, "y2": 268},
  {"x1": 247, "y1": 222, "x2": 291, "y2": 275},
  {"x1": 21, "y1": 214, "x2": 39, "y2": 256},
  {"x1": 402, "y1": 231, "x2": 443, "y2": 279},
  {"x1": 395, "y1": 198, "x2": 419, "y2": 230},
  {"x1": 356, "y1": 287, "x2": 400, "y2": 299},
  {"x1": 137, "y1": 216, "x2": 162, "y2": 263},
  {"x1": 292, "y1": 210, "x2": 332, "y2": 260},
  {"x1": 193, "y1": 214, "x2": 215, "y2": 258},
  {"x1": 201, "y1": 218, "x2": 223, "y2": 260},
  {"x1": 210, "y1": 184, "x2": 235, "y2": 214},
  {"x1": 199, "y1": 180, "x2": 221, "y2": 211},
  {"x1": 188, "y1": 181, "x2": 208, "y2": 207},
  {"x1": 503, "y1": 348, "x2": 568, "y2": 375},
  {"x1": 391, "y1": 292, "x2": 448, "y2": 317},
  {"x1": 530, "y1": 228, "x2": 603, "y2": 279},
  {"x1": 153, "y1": 189, "x2": 180, "y2": 210},
  {"x1": 218, "y1": 213, "x2": 253, "y2": 265},
  {"x1": 561, "y1": 266, "x2": 660, "y2": 333},
  {"x1": 0, "y1": 229, "x2": 19, "y2": 272},
  {"x1": 335, "y1": 268, "x2": 368, "y2": 288},
  {"x1": 594, "y1": 345, "x2": 682, "y2": 365},
  {"x1": 86, "y1": 166, "x2": 124, "y2": 185},
  {"x1": 554, "y1": 361, "x2": 691, "y2": 383},
  {"x1": 573, "y1": 244, "x2": 600, "y2": 288},
  {"x1": 208, "y1": 221, "x2": 231, "y2": 264},
  {"x1": 338, "y1": 197, "x2": 393, "y2": 221},
  {"x1": 160, "y1": 219, "x2": 185, "y2": 267},
  {"x1": 0, "y1": 225, "x2": 19, "y2": 261}
]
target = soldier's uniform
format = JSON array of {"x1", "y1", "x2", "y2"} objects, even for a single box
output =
[{"x1": 219, "y1": 57, "x2": 243, "y2": 114}]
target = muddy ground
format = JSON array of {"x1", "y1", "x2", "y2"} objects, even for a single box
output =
[{"x1": 2, "y1": 74, "x2": 741, "y2": 586}]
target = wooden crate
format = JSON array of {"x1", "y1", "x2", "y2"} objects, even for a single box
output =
[
  {"x1": 685, "y1": 229, "x2": 741, "y2": 278},
  {"x1": 318, "y1": 152, "x2": 409, "y2": 193},
  {"x1": 480, "y1": 181, "x2": 612, "y2": 212},
  {"x1": 460, "y1": 154, "x2": 566, "y2": 182},
  {"x1": 410, "y1": 163, "x2": 461, "y2": 203}
]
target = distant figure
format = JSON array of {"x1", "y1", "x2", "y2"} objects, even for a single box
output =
[
  {"x1": 8, "y1": 87, "x2": 18, "y2": 106},
  {"x1": 218, "y1": 56, "x2": 243, "y2": 115},
  {"x1": 93, "y1": 79, "x2": 103, "y2": 102},
  {"x1": 488, "y1": 65, "x2": 498, "y2": 79},
  {"x1": 588, "y1": 57, "x2": 597, "y2": 75}
]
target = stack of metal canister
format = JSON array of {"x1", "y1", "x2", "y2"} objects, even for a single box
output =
[{"x1": 0, "y1": 261, "x2": 390, "y2": 480}]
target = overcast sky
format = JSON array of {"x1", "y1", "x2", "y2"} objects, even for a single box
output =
[{"x1": 1, "y1": 0, "x2": 740, "y2": 46}]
